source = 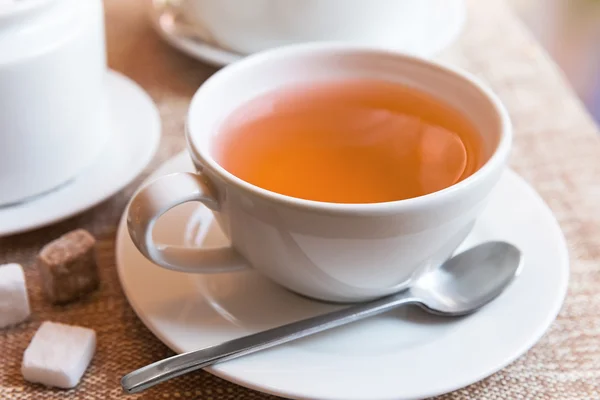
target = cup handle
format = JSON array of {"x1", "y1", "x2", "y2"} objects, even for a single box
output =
[{"x1": 127, "y1": 172, "x2": 248, "y2": 273}]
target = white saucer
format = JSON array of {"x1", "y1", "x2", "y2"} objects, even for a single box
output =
[
  {"x1": 116, "y1": 152, "x2": 568, "y2": 400},
  {"x1": 0, "y1": 70, "x2": 160, "y2": 237},
  {"x1": 149, "y1": 0, "x2": 466, "y2": 67}
]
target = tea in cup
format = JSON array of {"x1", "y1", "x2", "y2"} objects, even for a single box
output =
[{"x1": 214, "y1": 79, "x2": 483, "y2": 204}]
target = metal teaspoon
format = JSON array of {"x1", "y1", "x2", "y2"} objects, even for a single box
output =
[{"x1": 122, "y1": 241, "x2": 522, "y2": 394}]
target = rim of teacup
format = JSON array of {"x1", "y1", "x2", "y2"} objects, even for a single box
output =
[{"x1": 187, "y1": 42, "x2": 512, "y2": 216}]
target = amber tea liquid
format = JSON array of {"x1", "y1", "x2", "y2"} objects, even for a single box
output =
[{"x1": 213, "y1": 79, "x2": 483, "y2": 203}]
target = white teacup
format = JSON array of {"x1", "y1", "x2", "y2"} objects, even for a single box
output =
[
  {"x1": 179, "y1": 0, "x2": 461, "y2": 55},
  {"x1": 127, "y1": 44, "x2": 511, "y2": 303},
  {"x1": 0, "y1": 0, "x2": 108, "y2": 206}
]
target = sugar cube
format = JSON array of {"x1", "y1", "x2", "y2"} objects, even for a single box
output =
[
  {"x1": 36, "y1": 229, "x2": 99, "y2": 304},
  {"x1": 0, "y1": 263, "x2": 31, "y2": 328},
  {"x1": 22, "y1": 321, "x2": 96, "y2": 389}
]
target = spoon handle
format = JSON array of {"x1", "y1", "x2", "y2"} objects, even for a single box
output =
[{"x1": 121, "y1": 290, "x2": 416, "y2": 394}]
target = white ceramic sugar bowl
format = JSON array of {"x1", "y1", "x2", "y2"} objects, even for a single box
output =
[{"x1": 0, "y1": 0, "x2": 108, "y2": 206}]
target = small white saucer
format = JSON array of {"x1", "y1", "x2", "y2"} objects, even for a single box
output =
[
  {"x1": 0, "y1": 70, "x2": 160, "y2": 237},
  {"x1": 116, "y1": 152, "x2": 568, "y2": 400},
  {"x1": 149, "y1": 0, "x2": 466, "y2": 67}
]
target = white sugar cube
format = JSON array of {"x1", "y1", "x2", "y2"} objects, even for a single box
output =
[
  {"x1": 0, "y1": 263, "x2": 31, "y2": 328},
  {"x1": 22, "y1": 321, "x2": 96, "y2": 389}
]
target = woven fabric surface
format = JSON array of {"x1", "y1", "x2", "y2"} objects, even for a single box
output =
[{"x1": 1, "y1": 0, "x2": 599, "y2": 399}]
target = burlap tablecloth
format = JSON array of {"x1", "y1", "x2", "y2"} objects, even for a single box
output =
[{"x1": 1, "y1": 0, "x2": 599, "y2": 398}]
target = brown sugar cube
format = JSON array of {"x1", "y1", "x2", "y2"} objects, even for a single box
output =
[{"x1": 36, "y1": 229, "x2": 99, "y2": 304}]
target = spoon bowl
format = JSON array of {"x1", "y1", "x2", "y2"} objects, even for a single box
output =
[{"x1": 411, "y1": 241, "x2": 523, "y2": 315}]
